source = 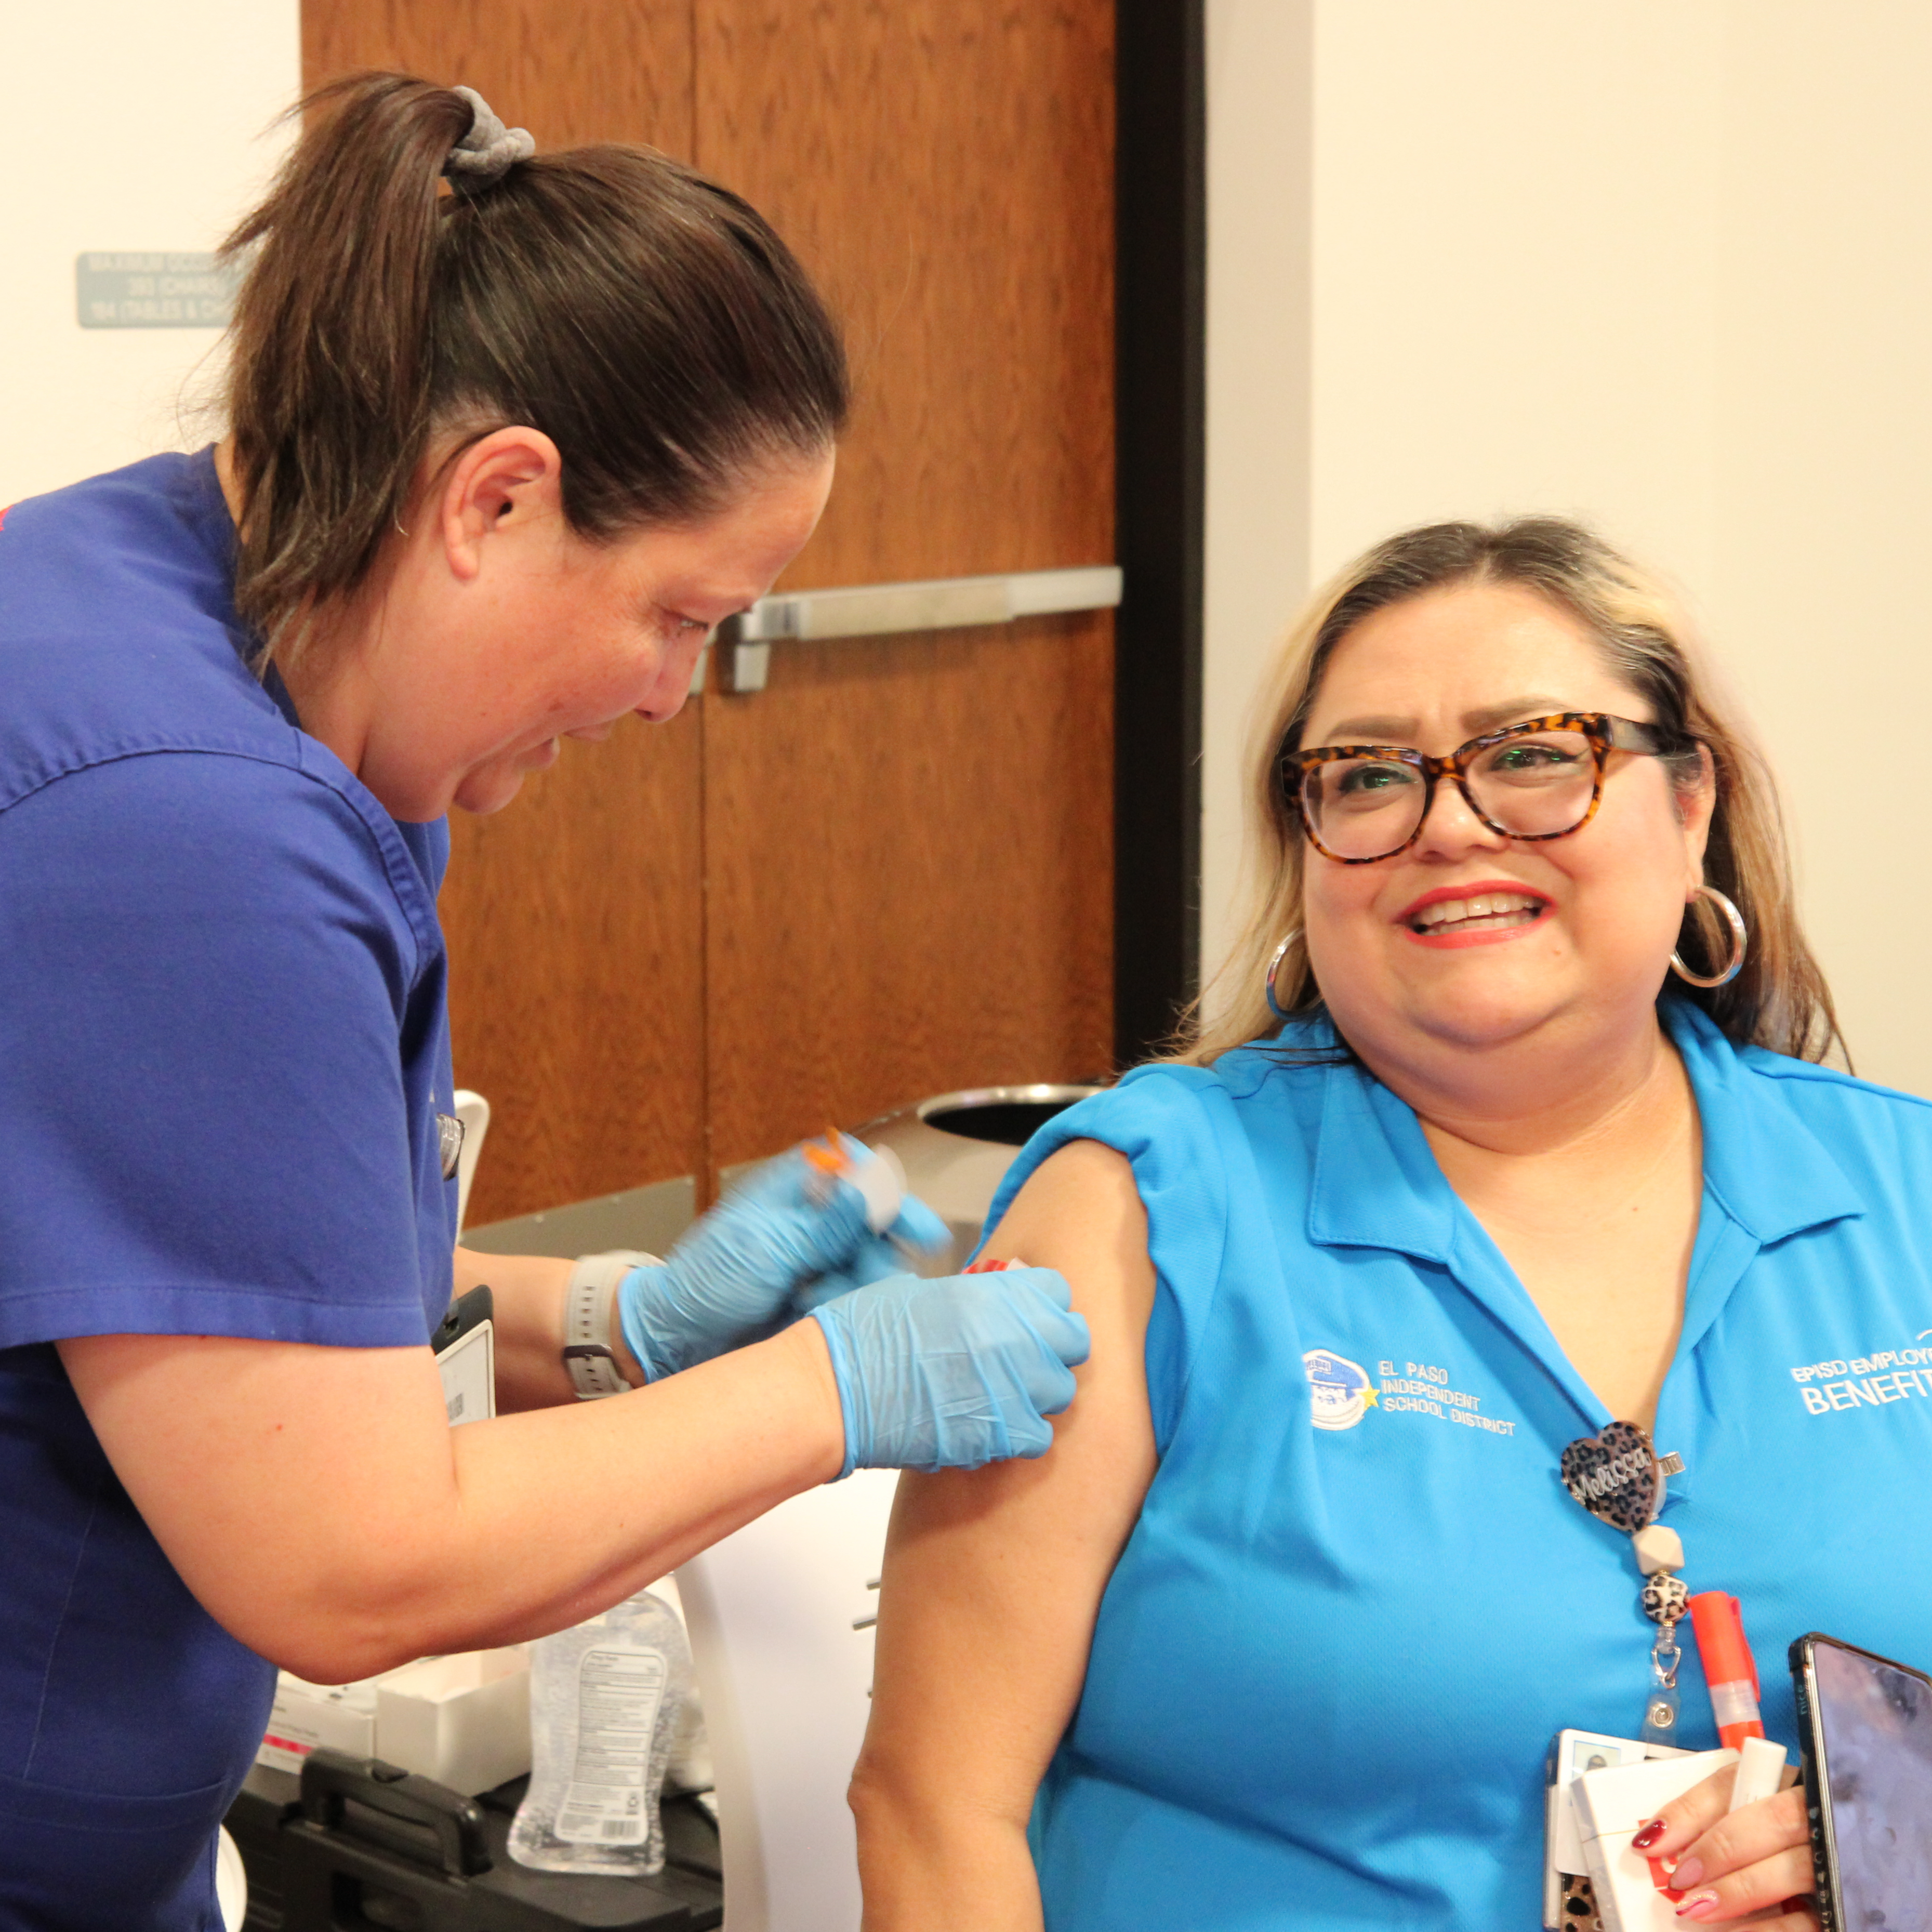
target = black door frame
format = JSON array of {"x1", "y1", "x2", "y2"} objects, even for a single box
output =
[{"x1": 1114, "y1": 0, "x2": 1206, "y2": 1066}]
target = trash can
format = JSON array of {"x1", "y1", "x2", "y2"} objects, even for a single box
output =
[{"x1": 854, "y1": 1083, "x2": 1102, "y2": 1272}]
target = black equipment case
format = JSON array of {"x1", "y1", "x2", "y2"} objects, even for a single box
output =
[{"x1": 226, "y1": 1749, "x2": 724, "y2": 1931}]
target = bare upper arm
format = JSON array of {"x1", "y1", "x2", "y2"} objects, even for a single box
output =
[
  {"x1": 856, "y1": 1136, "x2": 1159, "y2": 1823},
  {"x1": 58, "y1": 1330, "x2": 459, "y2": 1675},
  {"x1": 55, "y1": 1311, "x2": 847, "y2": 1683}
]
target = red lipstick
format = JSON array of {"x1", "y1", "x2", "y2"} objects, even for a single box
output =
[{"x1": 1396, "y1": 879, "x2": 1552, "y2": 949}]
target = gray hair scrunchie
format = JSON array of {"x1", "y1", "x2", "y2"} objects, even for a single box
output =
[{"x1": 444, "y1": 86, "x2": 535, "y2": 186}]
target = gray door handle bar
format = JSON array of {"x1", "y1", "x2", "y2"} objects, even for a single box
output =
[{"x1": 697, "y1": 564, "x2": 1123, "y2": 694}]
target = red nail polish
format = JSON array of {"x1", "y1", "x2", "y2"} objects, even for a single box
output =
[{"x1": 1632, "y1": 1819, "x2": 1668, "y2": 1851}]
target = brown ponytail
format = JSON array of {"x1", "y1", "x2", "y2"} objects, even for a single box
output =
[{"x1": 219, "y1": 73, "x2": 848, "y2": 658}]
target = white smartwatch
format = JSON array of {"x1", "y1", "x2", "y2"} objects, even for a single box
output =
[{"x1": 563, "y1": 1250, "x2": 659, "y2": 1398}]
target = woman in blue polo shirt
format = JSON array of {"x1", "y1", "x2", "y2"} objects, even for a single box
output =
[
  {"x1": 0, "y1": 75, "x2": 1087, "y2": 1929},
  {"x1": 852, "y1": 520, "x2": 1874, "y2": 1928}
]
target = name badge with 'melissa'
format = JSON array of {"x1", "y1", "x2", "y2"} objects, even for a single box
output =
[{"x1": 1559, "y1": 1420, "x2": 1671, "y2": 1533}]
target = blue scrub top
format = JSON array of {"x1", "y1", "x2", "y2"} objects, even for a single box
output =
[
  {"x1": 986, "y1": 1002, "x2": 1932, "y2": 1930},
  {"x1": 0, "y1": 452, "x2": 457, "y2": 1928}
]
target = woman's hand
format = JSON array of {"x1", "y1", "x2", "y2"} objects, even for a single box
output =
[
  {"x1": 1636, "y1": 1766, "x2": 1817, "y2": 1925},
  {"x1": 812, "y1": 1266, "x2": 1090, "y2": 1476},
  {"x1": 618, "y1": 1139, "x2": 948, "y2": 1378}
]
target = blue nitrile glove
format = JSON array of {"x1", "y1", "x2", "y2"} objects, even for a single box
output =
[
  {"x1": 791, "y1": 1182, "x2": 950, "y2": 1314},
  {"x1": 616, "y1": 1141, "x2": 949, "y2": 1380},
  {"x1": 810, "y1": 1266, "x2": 1091, "y2": 1477}
]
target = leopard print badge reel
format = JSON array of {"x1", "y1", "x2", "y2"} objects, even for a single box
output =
[{"x1": 1560, "y1": 1420, "x2": 1690, "y2": 1745}]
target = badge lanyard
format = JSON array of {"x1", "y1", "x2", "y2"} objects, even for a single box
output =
[{"x1": 1559, "y1": 1421, "x2": 1689, "y2": 1744}]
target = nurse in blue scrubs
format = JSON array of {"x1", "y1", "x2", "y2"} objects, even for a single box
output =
[
  {"x1": 0, "y1": 75, "x2": 1088, "y2": 1930},
  {"x1": 855, "y1": 520, "x2": 1885, "y2": 1929}
]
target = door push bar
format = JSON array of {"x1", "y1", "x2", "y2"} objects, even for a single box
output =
[{"x1": 693, "y1": 564, "x2": 1124, "y2": 695}]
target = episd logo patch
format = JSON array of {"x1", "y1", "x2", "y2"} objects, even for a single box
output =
[{"x1": 1304, "y1": 1348, "x2": 1376, "y2": 1431}]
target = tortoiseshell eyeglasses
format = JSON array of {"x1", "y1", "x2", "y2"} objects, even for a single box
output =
[{"x1": 1281, "y1": 711, "x2": 1700, "y2": 865}]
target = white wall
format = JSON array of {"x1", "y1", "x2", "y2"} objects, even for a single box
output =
[
  {"x1": 1201, "y1": 0, "x2": 1314, "y2": 1002},
  {"x1": 1306, "y1": 4, "x2": 1723, "y2": 588},
  {"x1": 1204, "y1": 2, "x2": 1932, "y2": 1091},
  {"x1": 2, "y1": 0, "x2": 298, "y2": 507},
  {"x1": 1708, "y1": 7, "x2": 1932, "y2": 1091}
]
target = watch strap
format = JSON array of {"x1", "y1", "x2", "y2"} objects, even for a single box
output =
[{"x1": 564, "y1": 1250, "x2": 659, "y2": 1398}]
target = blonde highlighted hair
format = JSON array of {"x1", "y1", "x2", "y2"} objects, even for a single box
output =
[{"x1": 1175, "y1": 518, "x2": 1843, "y2": 1068}]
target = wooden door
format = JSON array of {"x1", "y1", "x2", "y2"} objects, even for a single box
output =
[
  {"x1": 695, "y1": 4, "x2": 1116, "y2": 1176},
  {"x1": 303, "y1": 3, "x2": 706, "y2": 1227},
  {"x1": 304, "y1": 0, "x2": 1115, "y2": 1218}
]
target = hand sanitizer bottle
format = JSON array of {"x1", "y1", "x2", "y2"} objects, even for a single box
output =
[{"x1": 509, "y1": 1589, "x2": 693, "y2": 1874}]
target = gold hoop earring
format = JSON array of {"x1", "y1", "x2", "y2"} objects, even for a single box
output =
[
  {"x1": 1669, "y1": 885, "x2": 1746, "y2": 989},
  {"x1": 1265, "y1": 930, "x2": 1304, "y2": 1022}
]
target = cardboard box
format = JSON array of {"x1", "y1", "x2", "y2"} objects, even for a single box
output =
[
  {"x1": 255, "y1": 1646, "x2": 530, "y2": 1795},
  {"x1": 257, "y1": 1675, "x2": 378, "y2": 1775},
  {"x1": 375, "y1": 1648, "x2": 532, "y2": 1795}
]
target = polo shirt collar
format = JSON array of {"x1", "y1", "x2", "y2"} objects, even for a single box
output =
[
  {"x1": 1663, "y1": 999, "x2": 1864, "y2": 1244},
  {"x1": 1306, "y1": 1058, "x2": 1455, "y2": 1263},
  {"x1": 1305, "y1": 997, "x2": 1863, "y2": 1263}
]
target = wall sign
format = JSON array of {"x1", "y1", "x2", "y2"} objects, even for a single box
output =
[{"x1": 75, "y1": 253, "x2": 234, "y2": 329}]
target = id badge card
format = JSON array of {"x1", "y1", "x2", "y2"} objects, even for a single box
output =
[
  {"x1": 432, "y1": 1283, "x2": 495, "y2": 1427},
  {"x1": 1544, "y1": 1729, "x2": 1689, "y2": 1929}
]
